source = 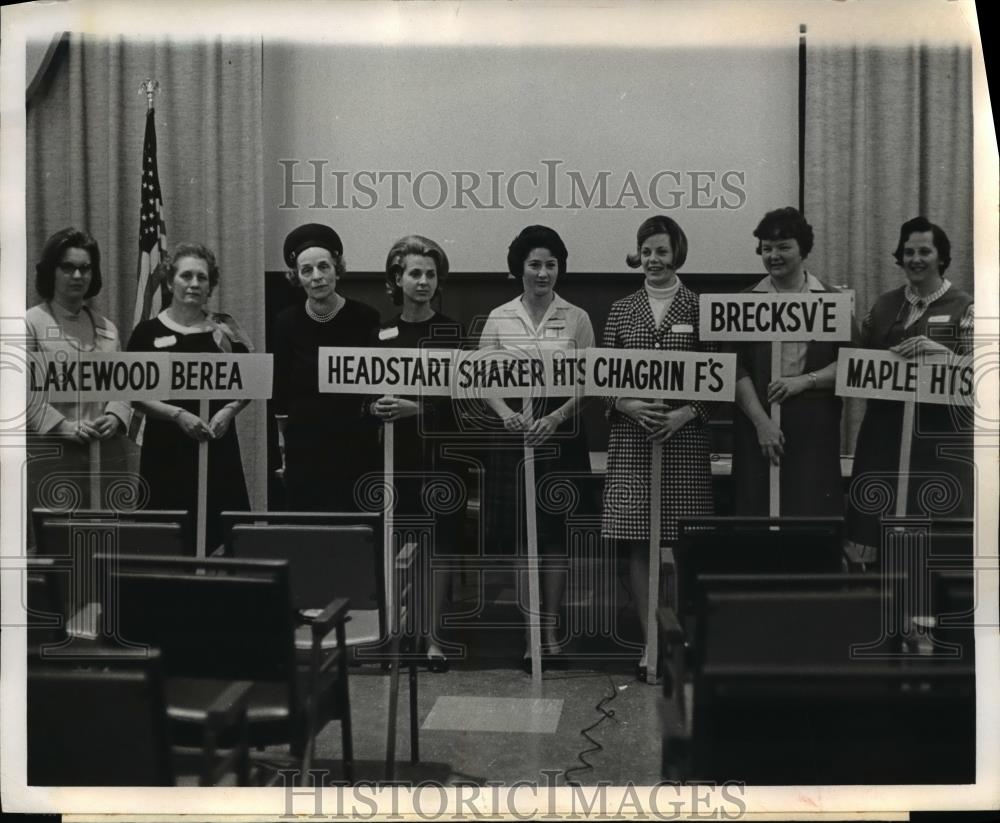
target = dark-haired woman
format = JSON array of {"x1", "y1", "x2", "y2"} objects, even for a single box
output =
[
  {"x1": 845, "y1": 217, "x2": 974, "y2": 564},
  {"x1": 601, "y1": 215, "x2": 715, "y2": 679},
  {"x1": 479, "y1": 225, "x2": 594, "y2": 672},
  {"x1": 731, "y1": 206, "x2": 854, "y2": 516},
  {"x1": 26, "y1": 228, "x2": 130, "y2": 532},
  {"x1": 368, "y1": 235, "x2": 466, "y2": 670},
  {"x1": 128, "y1": 243, "x2": 252, "y2": 550},
  {"x1": 273, "y1": 223, "x2": 380, "y2": 512}
]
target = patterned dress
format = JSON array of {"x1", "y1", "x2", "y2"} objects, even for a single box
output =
[{"x1": 601, "y1": 285, "x2": 716, "y2": 543}]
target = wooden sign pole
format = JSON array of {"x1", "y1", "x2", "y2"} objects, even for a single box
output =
[
  {"x1": 646, "y1": 440, "x2": 663, "y2": 684},
  {"x1": 89, "y1": 441, "x2": 101, "y2": 509},
  {"x1": 769, "y1": 342, "x2": 781, "y2": 518},
  {"x1": 384, "y1": 400, "x2": 395, "y2": 629},
  {"x1": 196, "y1": 399, "x2": 209, "y2": 558},
  {"x1": 522, "y1": 401, "x2": 543, "y2": 687},
  {"x1": 895, "y1": 400, "x2": 915, "y2": 518}
]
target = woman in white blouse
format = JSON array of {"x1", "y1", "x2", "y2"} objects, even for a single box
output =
[
  {"x1": 26, "y1": 228, "x2": 131, "y2": 540},
  {"x1": 478, "y1": 225, "x2": 594, "y2": 673}
]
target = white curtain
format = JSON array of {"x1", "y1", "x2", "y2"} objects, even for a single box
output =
[
  {"x1": 26, "y1": 35, "x2": 267, "y2": 507},
  {"x1": 804, "y1": 43, "x2": 973, "y2": 448}
]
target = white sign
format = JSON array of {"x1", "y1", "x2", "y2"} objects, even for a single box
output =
[
  {"x1": 917, "y1": 354, "x2": 975, "y2": 407},
  {"x1": 585, "y1": 348, "x2": 737, "y2": 402},
  {"x1": 28, "y1": 352, "x2": 273, "y2": 402},
  {"x1": 835, "y1": 348, "x2": 919, "y2": 401},
  {"x1": 699, "y1": 292, "x2": 854, "y2": 341}
]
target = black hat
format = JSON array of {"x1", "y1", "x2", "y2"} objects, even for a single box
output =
[{"x1": 283, "y1": 223, "x2": 343, "y2": 268}]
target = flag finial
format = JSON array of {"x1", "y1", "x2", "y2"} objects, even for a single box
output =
[{"x1": 138, "y1": 78, "x2": 160, "y2": 110}]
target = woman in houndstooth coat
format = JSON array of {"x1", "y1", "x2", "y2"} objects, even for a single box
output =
[{"x1": 601, "y1": 216, "x2": 716, "y2": 675}]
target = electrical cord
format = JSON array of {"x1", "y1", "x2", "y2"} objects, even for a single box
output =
[{"x1": 562, "y1": 672, "x2": 620, "y2": 786}]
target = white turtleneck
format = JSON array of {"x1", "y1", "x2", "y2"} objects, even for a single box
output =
[{"x1": 645, "y1": 279, "x2": 680, "y2": 328}]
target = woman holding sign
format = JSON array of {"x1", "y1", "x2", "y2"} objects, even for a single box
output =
[
  {"x1": 369, "y1": 235, "x2": 466, "y2": 671},
  {"x1": 731, "y1": 207, "x2": 853, "y2": 516},
  {"x1": 274, "y1": 223, "x2": 381, "y2": 511},
  {"x1": 128, "y1": 243, "x2": 252, "y2": 550},
  {"x1": 479, "y1": 225, "x2": 594, "y2": 672},
  {"x1": 601, "y1": 215, "x2": 716, "y2": 680},
  {"x1": 26, "y1": 228, "x2": 130, "y2": 537},
  {"x1": 845, "y1": 217, "x2": 974, "y2": 563}
]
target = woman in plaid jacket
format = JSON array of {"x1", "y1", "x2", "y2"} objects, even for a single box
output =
[{"x1": 601, "y1": 216, "x2": 717, "y2": 677}]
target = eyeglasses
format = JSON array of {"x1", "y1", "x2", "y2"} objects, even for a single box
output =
[{"x1": 56, "y1": 263, "x2": 93, "y2": 275}]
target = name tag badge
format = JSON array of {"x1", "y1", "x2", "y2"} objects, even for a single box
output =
[
  {"x1": 544, "y1": 327, "x2": 563, "y2": 339},
  {"x1": 927, "y1": 315, "x2": 951, "y2": 323},
  {"x1": 378, "y1": 327, "x2": 400, "y2": 341},
  {"x1": 671, "y1": 324, "x2": 694, "y2": 333},
  {"x1": 153, "y1": 335, "x2": 177, "y2": 349}
]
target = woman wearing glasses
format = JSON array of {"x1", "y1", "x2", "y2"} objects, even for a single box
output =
[{"x1": 26, "y1": 228, "x2": 131, "y2": 542}]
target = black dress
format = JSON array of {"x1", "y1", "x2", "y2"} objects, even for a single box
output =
[
  {"x1": 127, "y1": 315, "x2": 250, "y2": 549},
  {"x1": 371, "y1": 313, "x2": 468, "y2": 554},
  {"x1": 846, "y1": 284, "x2": 974, "y2": 553},
  {"x1": 273, "y1": 299, "x2": 381, "y2": 511}
]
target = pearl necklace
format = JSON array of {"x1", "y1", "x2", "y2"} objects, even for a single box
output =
[{"x1": 305, "y1": 298, "x2": 342, "y2": 323}]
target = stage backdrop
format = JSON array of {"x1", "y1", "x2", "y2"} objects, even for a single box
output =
[{"x1": 263, "y1": 43, "x2": 799, "y2": 274}]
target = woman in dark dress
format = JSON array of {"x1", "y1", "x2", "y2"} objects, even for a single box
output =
[
  {"x1": 731, "y1": 207, "x2": 855, "y2": 516},
  {"x1": 479, "y1": 225, "x2": 594, "y2": 672},
  {"x1": 845, "y1": 217, "x2": 974, "y2": 564},
  {"x1": 128, "y1": 243, "x2": 251, "y2": 550},
  {"x1": 273, "y1": 223, "x2": 380, "y2": 511},
  {"x1": 368, "y1": 235, "x2": 466, "y2": 670},
  {"x1": 601, "y1": 216, "x2": 715, "y2": 680}
]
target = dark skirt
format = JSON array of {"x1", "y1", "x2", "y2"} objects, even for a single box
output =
[
  {"x1": 284, "y1": 417, "x2": 378, "y2": 514},
  {"x1": 481, "y1": 400, "x2": 593, "y2": 558},
  {"x1": 846, "y1": 399, "x2": 973, "y2": 549},
  {"x1": 732, "y1": 392, "x2": 844, "y2": 517},
  {"x1": 139, "y1": 409, "x2": 249, "y2": 551}
]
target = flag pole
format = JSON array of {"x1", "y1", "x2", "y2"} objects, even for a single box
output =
[{"x1": 522, "y1": 400, "x2": 543, "y2": 688}]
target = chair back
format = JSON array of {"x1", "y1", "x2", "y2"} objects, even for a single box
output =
[
  {"x1": 32, "y1": 508, "x2": 192, "y2": 554},
  {"x1": 227, "y1": 522, "x2": 383, "y2": 618},
  {"x1": 99, "y1": 554, "x2": 298, "y2": 686},
  {"x1": 25, "y1": 556, "x2": 68, "y2": 648},
  {"x1": 28, "y1": 648, "x2": 174, "y2": 785},
  {"x1": 687, "y1": 576, "x2": 974, "y2": 784},
  {"x1": 675, "y1": 517, "x2": 844, "y2": 617}
]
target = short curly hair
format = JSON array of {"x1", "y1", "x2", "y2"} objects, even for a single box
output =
[
  {"x1": 892, "y1": 216, "x2": 951, "y2": 273},
  {"x1": 507, "y1": 225, "x2": 568, "y2": 279},
  {"x1": 384, "y1": 235, "x2": 450, "y2": 306},
  {"x1": 160, "y1": 243, "x2": 221, "y2": 293},
  {"x1": 753, "y1": 207, "x2": 814, "y2": 257},
  {"x1": 35, "y1": 227, "x2": 103, "y2": 300}
]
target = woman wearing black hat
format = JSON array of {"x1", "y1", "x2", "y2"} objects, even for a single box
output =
[
  {"x1": 368, "y1": 235, "x2": 466, "y2": 670},
  {"x1": 274, "y1": 224, "x2": 381, "y2": 511},
  {"x1": 478, "y1": 225, "x2": 594, "y2": 672},
  {"x1": 601, "y1": 215, "x2": 715, "y2": 680}
]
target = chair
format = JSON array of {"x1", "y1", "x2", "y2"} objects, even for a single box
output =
[
  {"x1": 224, "y1": 519, "x2": 423, "y2": 774},
  {"x1": 32, "y1": 508, "x2": 193, "y2": 555},
  {"x1": 96, "y1": 553, "x2": 353, "y2": 784},
  {"x1": 661, "y1": 575, "x2": 975, "y2": 784},
  {"x1": 226, "y1": 522, "x2": 384, "y2": 657},
  {"x1": 28, "y1": 648, "x2": 251, "y2": 786},
  {"x1": 25, "y1": 556, "x2": 69, "y2": 649}
]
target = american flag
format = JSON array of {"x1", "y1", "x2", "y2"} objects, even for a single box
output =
[{"x1": 132, "y1": 107, "x2": 168, "y2": 328}]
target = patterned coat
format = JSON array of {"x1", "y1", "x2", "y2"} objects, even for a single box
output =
[{"x1": 601, "y1": 284, "x2": 716, "y2": 542}]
